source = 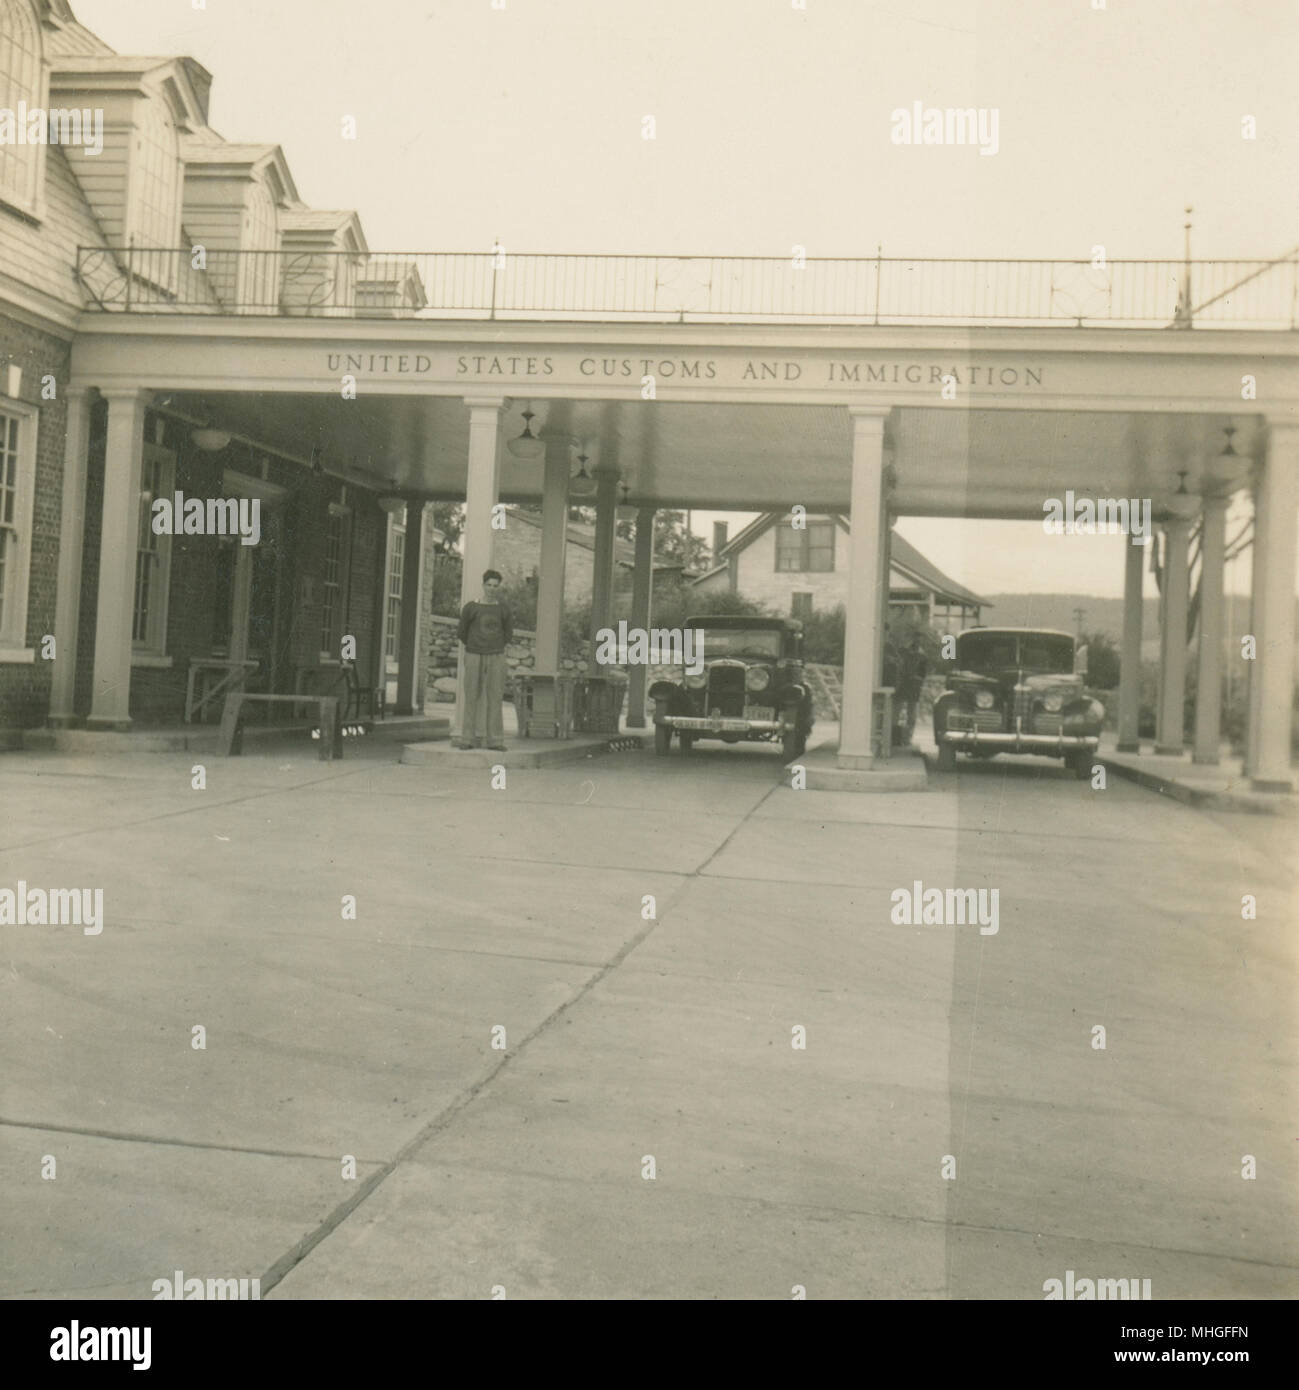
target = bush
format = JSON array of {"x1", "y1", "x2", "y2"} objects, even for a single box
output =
[{"x1": 802, "y1": 606, "x2": 845, "y2": 664}]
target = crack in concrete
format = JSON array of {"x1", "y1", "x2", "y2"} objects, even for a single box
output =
[{"x1": 257, "y1": 780, "x2": 785, "y2": 1296}]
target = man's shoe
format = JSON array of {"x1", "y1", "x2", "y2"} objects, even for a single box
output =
[
  {"x1": 486, "y1": 743, "x2": 507, "y2": 751},
  {"x1": 451, "y1": 738, "x2": 473, "y2": 749}
]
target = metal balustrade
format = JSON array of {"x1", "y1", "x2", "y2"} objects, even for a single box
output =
[{"x1": 74, "y1": 247, "x2": 1299, "y2": 328}]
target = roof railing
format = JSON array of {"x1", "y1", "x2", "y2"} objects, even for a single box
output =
[{"x1": 74, "y1": 248, "x2": 1299, "y2": 328}]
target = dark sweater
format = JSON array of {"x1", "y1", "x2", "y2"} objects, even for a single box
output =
[{"x1": 457, "y1": 600, "x2": 513, "y2": 654}]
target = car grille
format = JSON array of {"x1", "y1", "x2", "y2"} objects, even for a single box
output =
[
  {"x1": 707, "y1": 666, "x2": 746, "y2": 717},
  {"x1": 951, "y1": 708, "x2": 1003, "y2": 732}
]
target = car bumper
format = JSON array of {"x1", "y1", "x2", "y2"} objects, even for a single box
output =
[
  {"x1": 662, "y1": 715, "x2": 785, "y2": 735},
  {"x1": 940, "y1": 730, "x2": 1100, "y2": 754}
]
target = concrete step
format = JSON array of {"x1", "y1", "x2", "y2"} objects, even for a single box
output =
[{"x1": 18, "y1": 712, "x2": 452, "y2": 756}]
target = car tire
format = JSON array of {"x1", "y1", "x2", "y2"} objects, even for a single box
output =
[
  {"x1": 678, "y1": 732, "x2": 695, "y2": 753},
  {"x1": 782, "y1": 729, "x2": 804, "y2": 760},
  {"x1": 1067, "y1": 751, "x2": 1092, "y2": 780},
  {"x1": 654, "y1": 723, "x2": 672, "y2": 756},
  {"x1": 936, "y1": 742, "x2": 957, "y2": 772}
]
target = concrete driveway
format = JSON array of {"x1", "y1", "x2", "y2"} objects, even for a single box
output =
[{"x1": 1, "y1": 737, "x2": 1294, "y2": 1299}]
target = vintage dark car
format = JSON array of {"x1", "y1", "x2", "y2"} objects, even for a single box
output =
[
  {"x1": 649, "y1": 615, "x2": 815, "y2": 759},
  {"x1": 932, "y1": 627, "x2": 1103, "y2": 777}
]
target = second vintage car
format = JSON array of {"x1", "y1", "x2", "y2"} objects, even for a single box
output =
[
  {"x1": 932, "y1": 627, "x2": 1104, "y2": 777},
  {"x1": 649, "y1": 615, "x2": 815, "y2": 759}
]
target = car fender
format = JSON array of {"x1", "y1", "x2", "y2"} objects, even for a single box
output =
[{"x1": 932, "y1": 689, "x2": 958, "y2": 729}]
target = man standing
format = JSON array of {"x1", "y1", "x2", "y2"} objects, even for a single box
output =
[{"x1": 454, "y1": 569, "x2": 512, "y2": 750}]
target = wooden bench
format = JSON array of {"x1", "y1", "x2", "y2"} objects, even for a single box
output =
[{"x1": 218, "y1": 692, "x2": 343, "y2": 760}]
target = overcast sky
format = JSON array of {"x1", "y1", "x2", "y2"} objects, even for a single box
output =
[{"x1": 74, "y1": 0, "x2": 1297, "y2": 599}]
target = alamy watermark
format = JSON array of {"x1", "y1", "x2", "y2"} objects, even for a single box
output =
[
  {"x1": 1044, "y1": 1270, "x2": 1151, "y2": 1299},
  {"x1": 50, "y1": 1323, "x2": 150, "y2": 1370},
  {"x1": 1043, "y1": 492, "x2": 1152, "y2": 545},
  {"x1": 890, "y1": 880, "x2": 999, "y2": 935},
  {"x1": 890, "y1": 102, "x2": 999, "y2": 156},
  {"x1": 0, "y1": 882, "x2": 102, "y2": 935},
  {"x1": 0, "y1": 102, "x2": 103, "y2": 156},
  {"x1": 593, "y1": 621, "x2": 704, "y2": 676},
  {"x1": 152, "y1": 1270, "x2": 262, "y2": 1299},
  {"x1": 151, "y1": 491, "x2": 261, "y2": 545}
]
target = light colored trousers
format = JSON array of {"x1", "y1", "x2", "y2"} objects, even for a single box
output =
[{"x1": 462, "y1": 650, "x2": 506, "y2": 742}]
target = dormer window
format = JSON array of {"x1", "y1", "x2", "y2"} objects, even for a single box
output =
[
  {"x1": 0, "y1": 0, "x2": 45, "y2": 216},
  {"x1": 132, "y1": 95, "x2": 181, "y2": 249}
]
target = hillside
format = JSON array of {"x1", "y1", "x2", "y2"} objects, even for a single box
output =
[{"x1": 981, "y1": 593, "x2": 1299, "y2": 674}]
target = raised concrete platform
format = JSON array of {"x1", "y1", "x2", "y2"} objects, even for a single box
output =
[
  {"x1": 794, "y1": 740, "x2": 928, "y2": 792},
  {"x1": 401, "y1": 731, "x2": 647, "y2": 768},
  {"x1": 1099, "y1": 738, "x2": 1296, "y2": 816},
  {"x1": 18, "y1": 711, "x2": 452, "y2": 755}
]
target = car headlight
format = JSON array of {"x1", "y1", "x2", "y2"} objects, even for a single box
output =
[
  {"x1": 684, "y1": 672, "x2": 707, "y2": 690},
  {"x1": 745, "y1": 666, "x2": 771, "y2": 692},
  {"x1": 974, "y1": 690, "x2": 995, "y2": 709},
  {"x1": 1042, "y1": 693, "x2": 1064, "y2": 713}
]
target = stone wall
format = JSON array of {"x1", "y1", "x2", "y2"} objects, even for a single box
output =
[{"x1": 426, "y1": 615, "x2": 591, "y2": 702}]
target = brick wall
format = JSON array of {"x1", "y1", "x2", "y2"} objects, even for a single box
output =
[
  {"x1": 70, "y1": 412, "x2": 391, "y2": 727},
  {"x1": 0, "y1": 313, "x2": 72, "y2": 731}
]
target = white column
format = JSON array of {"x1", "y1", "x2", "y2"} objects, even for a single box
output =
[
  {"x1": 1249, "y1": 419, "x2": 1298, "y2": 790},
  {"x1": 395, "y1": 498, "x2": 427, "y2": 715},
  {"x1": 49, "y1": 385, "x2": 94, "y2": 726},
  {"x1": 838, "y1": 407, "x2": 888, "y2": 768},
  {"x1": 1116, "y1": 534, "x2": 1145, "y2": 751},
  {"x1": 1155, "y1": 517, "x2": 1192, "y2": 757},
  {"x1": 1244, "y1": 480, "x2": 1266, "y2": 776},
  {"x1": 1193, "y1": 493, "x2": 1229, "y2": 764},
  {"x1": 455, "y1": 397, "x2": 505, "y2": 738},
  {"x1": 534, "y1": 433, "x2": 570, "y2": 676},
  {"x1": 88, "y1": 388, "x2": 148, "y2": 730},
  {"x1": 587, "y1": 463, "x2": 619, "y2": 674},
  {"x1": 875, "y1": 502, "x2": 892, "y2": 678},
  {"x1": 626, "y1": 507, "x2": 655, "y2": 728}
]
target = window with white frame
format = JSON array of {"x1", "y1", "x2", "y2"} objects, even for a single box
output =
[
  {"x1": 0, "y1": 0, "x2": 44, "y2": 216},
  {"x1": 319, "y1": 504, "x2": 352, "y2": 658},
  {"x1": 775, "y1": 518, "x2": 835, "y2": 572},
  {"x1": 132, "y1": 444, "x2": 175, "y2": 654},
  {"x1": 0, "y1": 402, "x2": 36, "y2": 651},
  {"x1": 384, "y1": 521, "x2": 405, "y2": 663}
]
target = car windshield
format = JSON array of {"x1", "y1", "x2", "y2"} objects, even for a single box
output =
[
  {"x1": 958, "y1": 632, "x2": 1074, "y2": 674},
  {"x1": 692, "y1": 628, "x2": 783, "y2": 660}
]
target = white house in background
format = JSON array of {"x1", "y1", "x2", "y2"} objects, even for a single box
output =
[{"x1": 692, "y1": 513, "x2": 989, "y2": 634}]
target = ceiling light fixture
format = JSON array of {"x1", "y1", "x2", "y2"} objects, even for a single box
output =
[
  {"x1": 507, "y1": 405, "x2": 544, "y2": 460},
  {"x1": 191, "y1": 426, "x2": 231, "y2": 453},
  {"x1": 569, "y1": 451, "x2": 596, "y2": 497},
  {"x1": 1166, "y1": 468, "x2": 1199, "y2": 520},
  {"x1": 1206, "y1": 423, "x2": 1245, "y2": 486}
]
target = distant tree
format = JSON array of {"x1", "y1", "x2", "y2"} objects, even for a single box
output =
[
  {"x1": 430, "y1": 552, "x2": 463, "y2": 617},
  {"x1": 430, "y1": 503, "x2": 463, "y2": 554}
]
